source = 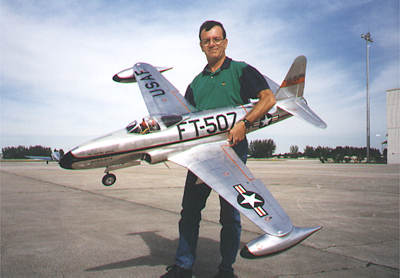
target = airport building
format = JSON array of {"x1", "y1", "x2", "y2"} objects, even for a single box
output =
[{"x1": 386, "y1": 88, "x2": 400, "y2": 164}]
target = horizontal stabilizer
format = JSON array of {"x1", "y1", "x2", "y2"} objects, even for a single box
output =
[{"x1": 278, "y1": 97, "x2": 327, "y2": 129}]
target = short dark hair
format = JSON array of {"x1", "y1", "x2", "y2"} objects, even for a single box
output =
[{"x1": 199, "y1": 20, "x2": 226, "y2": 40}]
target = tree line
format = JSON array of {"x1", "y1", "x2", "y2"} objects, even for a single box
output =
[
  {"x1": 248, "y1": 139, "x2": 276, "y2": 158},
  {"x1": 2, "y1": 142, "x2": 386, "y2": 163},
  {"x1": 302, "y1": 145, "x2": 385, "y2": 163},
  {"x1": 1, "y1": 145, "x2": 64, "y2": 159},
  {"x1": 248, "y1": 140, "x2": 386, "y2": 163}
]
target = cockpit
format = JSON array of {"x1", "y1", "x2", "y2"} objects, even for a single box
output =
[
  {"x1": 126, "y1": 115, "x2": 184, "y2": 134},
  {"x1": 126, "y1": 117, "x2": 161, "y2": 134}
]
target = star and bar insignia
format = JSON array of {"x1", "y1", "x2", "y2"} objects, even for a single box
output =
[{"x1": 233, "y1": 184, "x2": 270, "y2": 218}]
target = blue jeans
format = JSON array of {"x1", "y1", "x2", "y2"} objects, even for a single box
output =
[{"x1": 175, "y1": 139, "x2": 248, "y2": 272}]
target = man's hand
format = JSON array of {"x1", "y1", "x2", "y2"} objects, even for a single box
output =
[
  {"x1": 228, "y1": 120, "x2": 246, "y2": 146},
  {"x1": 227, "y1": 89, "x2": 276, "y2": 146}
]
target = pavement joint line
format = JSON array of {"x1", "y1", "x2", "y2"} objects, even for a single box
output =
[
  {"x1": 279, "y1": 259, "x2": 399, "y2": 277},
  {"x1": 314, "y1": 242, "x2": 400, "y2": 272},
  {"x1": 365, "y1": 261, "x2": 399, "y2": 271},
  {"x1": 278, "y1": 265, "x2": 368, "y2": 277},
  {"x1": 278, "y1": 266, "x2": 356, "y2": 277},
  {"x1": 322, "y1": 239, "x2": 398, "y2": 250}
]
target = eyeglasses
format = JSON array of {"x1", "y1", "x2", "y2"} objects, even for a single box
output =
[{"x1": 200, "y1": 37, "x2": 225, "y2": 46}]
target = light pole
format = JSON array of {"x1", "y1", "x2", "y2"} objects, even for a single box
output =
[{"x1": 361, "y1": 32, "x2": 373, "y2": 163}]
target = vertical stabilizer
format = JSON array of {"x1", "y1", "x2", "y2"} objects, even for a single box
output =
[
  {"x1": 275, "y1": 56, "x2": 306, "y2": 100},
  {"x1": 273, "y1": 56, "x2": 327, "y2": 129}
]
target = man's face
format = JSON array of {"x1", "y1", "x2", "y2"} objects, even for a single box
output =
[{"x1": 200, "y1": 26, "x2": 228, "y2": 62}]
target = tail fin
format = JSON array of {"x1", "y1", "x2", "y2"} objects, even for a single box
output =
[
  {"x1": 275, "y1": 56, "x2": 327, "y2": 129},
  {"x1": 275, "y1": 55, "x2": 306, "y2": 100}
]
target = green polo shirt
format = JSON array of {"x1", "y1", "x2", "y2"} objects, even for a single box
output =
[{"x1": 185, "y1": 57, "x2": 269, "y2": 110}]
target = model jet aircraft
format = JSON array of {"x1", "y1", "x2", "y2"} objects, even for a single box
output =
[{"x1": 60, "y1": 56, "x2": 327, "y2": 258}]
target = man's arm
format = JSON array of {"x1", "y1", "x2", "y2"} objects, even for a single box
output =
[{"x1": 228, "y1": 89, "x2": 276, "y2": 146}]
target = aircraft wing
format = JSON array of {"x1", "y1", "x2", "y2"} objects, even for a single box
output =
[
  {"x1": 169, "y1": 142, "x2": 293, "y2": 236},
  {"x1": 132, "y1": 63, "x2": 196, "y2": 117}
]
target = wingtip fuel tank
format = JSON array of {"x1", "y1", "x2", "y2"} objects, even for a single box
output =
[
  {"x1": 112, "y1": 66, "x2": 172, "y2": 83},
  {"x1": 240, "y1": 226, "x2": 322, "y2": 259}
]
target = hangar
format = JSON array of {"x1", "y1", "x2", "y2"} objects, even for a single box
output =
[{"x1": 386, "y1": 88, "x2": 400, "y2": 164}]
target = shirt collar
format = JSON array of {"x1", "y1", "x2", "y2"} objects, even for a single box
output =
[{"x1": 202, "y1": 57, "x2": 232, "y2": 75}]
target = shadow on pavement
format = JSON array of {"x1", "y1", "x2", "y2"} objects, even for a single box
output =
[{"x1": 86, "y1": 230, "x2": 239, "y2": 277}]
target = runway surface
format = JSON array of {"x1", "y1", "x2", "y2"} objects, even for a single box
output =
[{"x1": 1, "y1": 160, "x2": 399, "y2": 277}]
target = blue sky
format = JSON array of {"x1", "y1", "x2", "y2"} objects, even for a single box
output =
[{"x1": 1, "y1": 0, "x2": 398, "y2": 154}]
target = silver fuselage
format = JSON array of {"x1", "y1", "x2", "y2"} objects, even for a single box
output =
[{"x1": 61, "y1": 102, "x2": 291, "y2": 170}]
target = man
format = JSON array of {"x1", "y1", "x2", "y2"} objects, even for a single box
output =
[{"x1": 161, "y1": 20, "x2": 276, "y2": 278}]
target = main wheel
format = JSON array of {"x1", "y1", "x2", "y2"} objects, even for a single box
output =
[{"x1": 102, "y1": 173, "x2": 116, "y2": 186}]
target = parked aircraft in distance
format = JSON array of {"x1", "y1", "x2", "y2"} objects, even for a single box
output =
[
  {"x1": 26, "y1": 150, "x2": 61, "y2": 164},
  {"x1": 60, "y1": 56, "x2": 326, "y2": 258}
]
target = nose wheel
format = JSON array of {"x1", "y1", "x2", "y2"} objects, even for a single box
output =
[{"x1": 102, "y1": 173, "x2": 116, "y2": 186}]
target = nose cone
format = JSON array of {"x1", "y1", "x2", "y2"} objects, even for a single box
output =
[{"x1": 59, "y1": 151, "x2": 74, "y2": 169}]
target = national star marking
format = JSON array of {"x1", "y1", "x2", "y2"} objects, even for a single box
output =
[{"x1": 241, "y1": 193, "x2": 263, "y2": 207}]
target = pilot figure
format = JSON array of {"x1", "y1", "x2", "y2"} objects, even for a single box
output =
[
  {"x1": 140, "y1": 119, "x2": 149, "y2": 134},
  {"x1": 140, "y1": 117, "x2": 160, "y2": 134}
]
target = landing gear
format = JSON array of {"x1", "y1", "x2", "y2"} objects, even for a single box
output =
[{"x1": 102, "y1": 173, "x2": 116, "y2": 186}]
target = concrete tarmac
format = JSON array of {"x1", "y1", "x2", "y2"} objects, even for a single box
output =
[{"x1": 1, "y1": 160, "x2": 399, "y2": 277}]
